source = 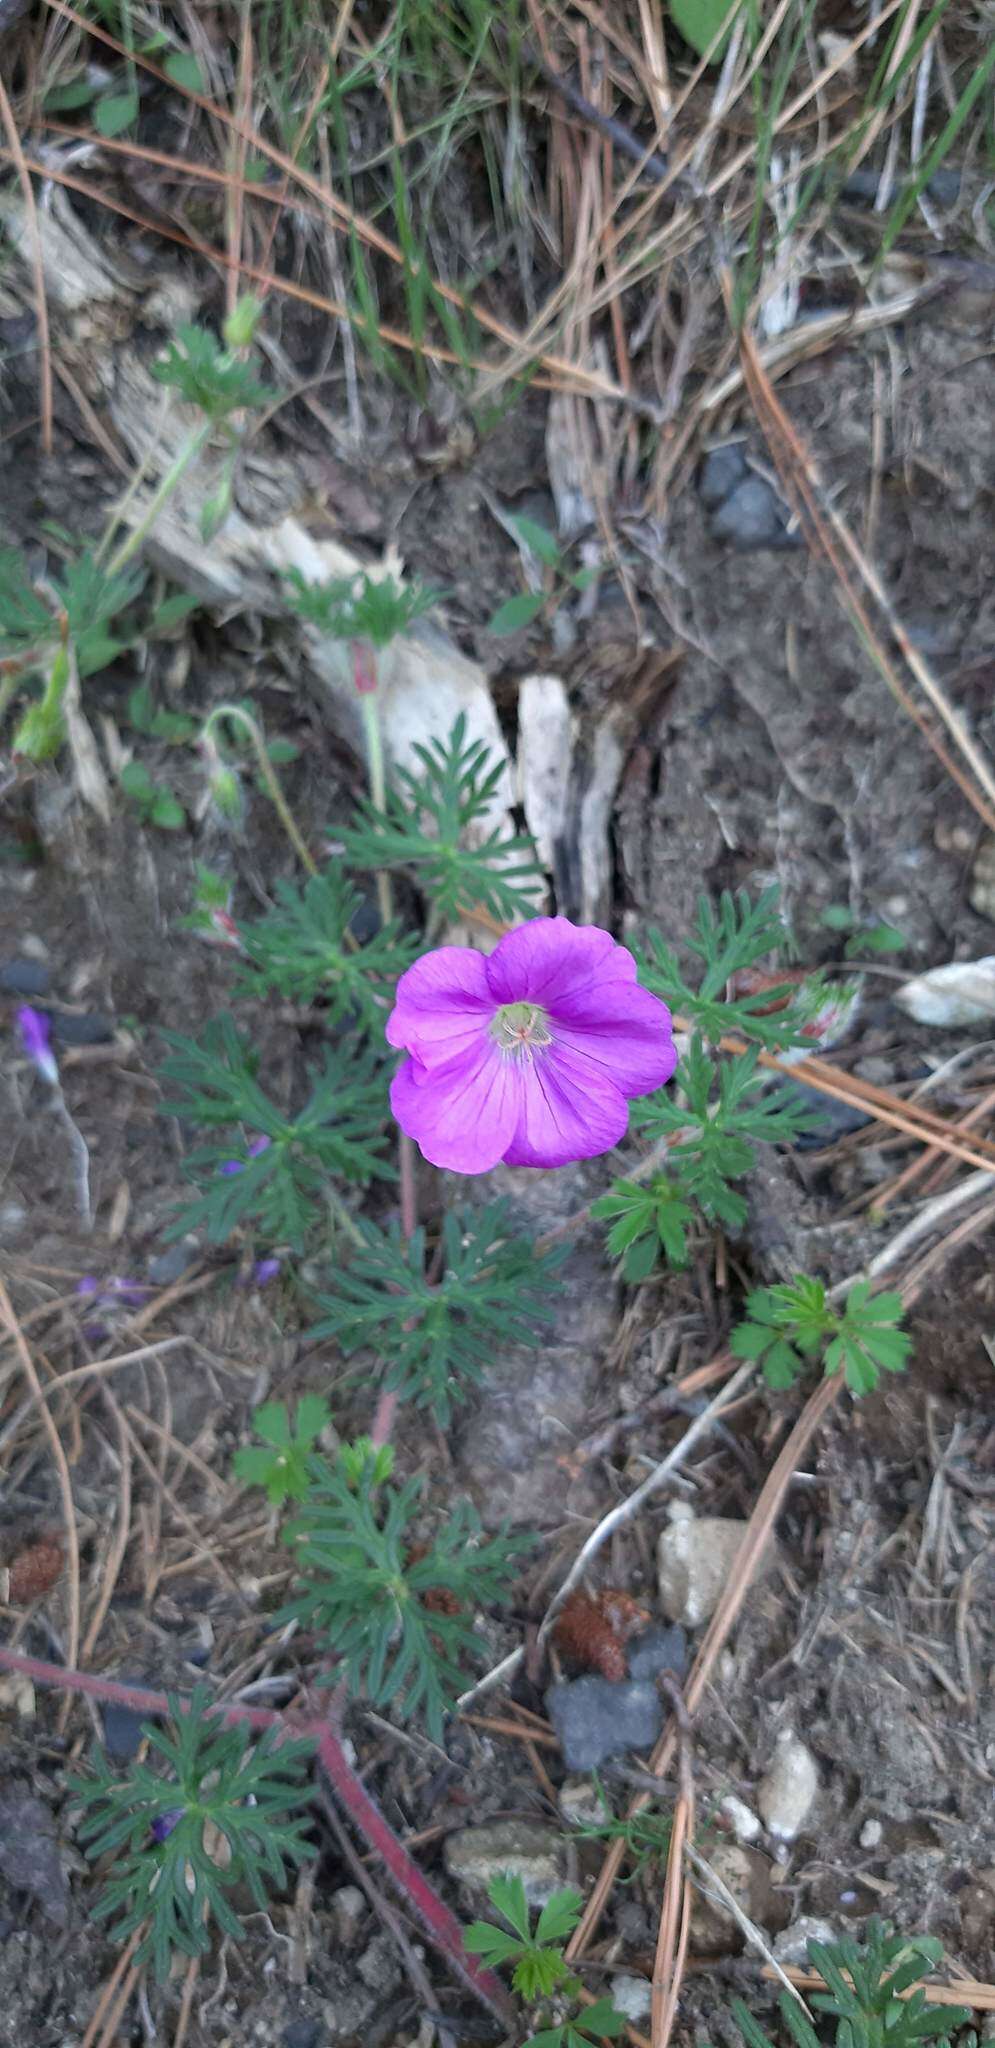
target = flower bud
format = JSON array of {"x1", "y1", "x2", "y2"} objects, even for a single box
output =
[{"x1": 222, "y1": 294, "x2": 262, "y2": 350}]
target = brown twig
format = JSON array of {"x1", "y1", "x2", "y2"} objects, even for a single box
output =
[{"x1": 0, "y1": 72, "x2": 52, "y2": 453}]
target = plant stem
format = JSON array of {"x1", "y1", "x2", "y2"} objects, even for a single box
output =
[
  {"x1": 359, "y1": 680, "x2": 393, "y2": 931},
  {"x1": 0, "y1": 1648, "x2": 512, "y2": 2024},
  {"x1": 203, "y1": 703, "x2": 317, "y2": 876},
  {"x1": 104, "y1": 420, "x2": 214, "y2": 578}
]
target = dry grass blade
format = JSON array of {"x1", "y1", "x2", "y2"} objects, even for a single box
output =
[
  {"x1": 566, "y1": 1373, "x2": 842, "y2": 1962},
  {"x1": 0, "y1": 71, "x2": 52, "y2": 454},
  {"x1": 733, "y1": 313, "x2": 995, "y2": 835},
  {"x1": 0, "y1": 1276, "x2": 81, "y2": 1708},
  {"x1": 38, "y1": 0, "x2": 642, "y2": 407},
  {"x1": 766, "y1": 1966, "x2": 995, "y2": 2012}
]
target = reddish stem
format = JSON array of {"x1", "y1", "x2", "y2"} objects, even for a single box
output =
[{"x1": 0, "y1": 1647, "x2": 511, "y2": 2022}]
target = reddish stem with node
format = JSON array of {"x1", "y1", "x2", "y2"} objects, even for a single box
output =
[{"x1": 0, "y1": 1647, "x2": 512, "y2": 2022}]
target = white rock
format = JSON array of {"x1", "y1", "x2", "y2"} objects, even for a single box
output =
[
  {"x1": 443, "y1": 1821, "x2": 565, "y2": 1907},
  {"x1": 721, "y1": 1795, "x2": 762, "y2": 1843},
  {"x1": 657, "y1": 1516, "x2": 775, "y2": 1628},
  {"x1": 859, "y1": 1817, "x2": 883, "y2": 1849},
  {"x1": 893, "y1": 958, "x2": 995, "y2": 1028},
  {"x1": 758, "y1": 1731, "x2": 819, "y2": 1841},
  {"x1": 330, "y1": 1884, "x2": 366, "y2": 1946},
  {"x1": 610, "y1": 1975, "x2": 652, "y2": 2022},
  {"x1": 516, "y1": 675, "x2": 574, "y2": 867},
  {"x1": 773, "y1": 1916, "x2": 837, "y2": 1965}
]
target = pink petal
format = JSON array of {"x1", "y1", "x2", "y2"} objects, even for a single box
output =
[
  {"x1": 390, "y1": 1041, "x2": 523, "y2": 1174},
  {"x1": 502, "y1": 1042, "x2": 630, "y2": 1168},
  {"x1": 386, "y1": 946, "x2": 493, "y2": 1068},
  {"x1": 485, "y1": 919, "x2": 631, "y2": 1011},
  {"x1": 552, "y1": 982, "x2": 676, "y2": 1098}
]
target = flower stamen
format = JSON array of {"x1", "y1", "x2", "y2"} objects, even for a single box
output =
[{"x1": 491, "y1": 1000, "x2": 552, "y2": 1059}]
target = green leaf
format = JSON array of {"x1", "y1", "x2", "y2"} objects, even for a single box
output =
[
  {"x1": 488, "y1": 1871, "x2": 532, "y2": 1941},
  {"x1": 849, "y1": 923, "x2": 906, "y2": 956},
  {"x1": 150, "y1": 592, "x2": 200, "y2": 632},
  {"x1": 252, "y1": 1402, "x2": 293, "y2": 1450},
  {"x1": 150, "y1": 792, "x2": 186, "y2": 830},
  {"x1": 669, "y1": 0, "x2": 739, "y2": 59},
  {"x1": 509, "y1": 514, "x2": 562, "y2": 568},
  {"x1": 119, "y1": 760, "x2": 154, "y2": 801},
  {"x1": 578, "y1": 2001, "x2": 628, "y2": 2040},
  {"x1": 94, "y1": 90, "x2": 140, "y2": 136},
  {"x1": 265, "y1": 738, "x2": 300, "y2": 764},
  {"x1": 534, "y1": 1887, "x2": 583, "y2": 1946},
  {"x1": 486, "y1": 590, "x2": 545, "y2": 634},
  {"x1": 43, "y1": 78, "x2": 95, "y2": 110},
  {"x1": 163, "y1": 50, "x2": 204, "y2": 91}
]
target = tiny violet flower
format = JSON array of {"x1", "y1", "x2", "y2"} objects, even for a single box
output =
[
  {"x1": 16, "y1": 1005, "x2": 58, "y2": 1086},
  {"x1": 253, "y1": 1256, "x2": 282, "y2": 1286},
  {"x1": 386, "y1": 916, "x2": 677, "y2": 1174},
  {"x1": 150, "y1": 1807, "x2": 185, "y2": 1844},
  {"x1": 219, "y1": 1134, "x2": 271, "y2": 1176}
]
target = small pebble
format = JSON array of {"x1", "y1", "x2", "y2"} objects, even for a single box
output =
[
  {"x1": 101, "y1": 1686, "x2": 154, "y2": 1761},
  {"x1": 658, "y1": 1515, "x2": 776, "y2": 1628},
  {"x1": 558, "y1": 1777, "x2": 605, "y2": 1831},
  {"x1": 49, "y1": 1008, "x2": 114, "y2": 1047},
  {"x1": 330, "y1": 1884, "x2": 366, "y2": 1947},
  {"x1": 773, "y1": 1916, "x2": 837, "y2": 1965},
  {"x1": 783, "y1": 1081, "x2": 870, "y2": 1151},
  {"x1": 0, "y1": 957, "x2": 51, "y2": 997},
  {"x1": 444, "y1": 1819, "x2": 566, "y2": 1906},
  {"x1": 610, "y1": 1975, "x2": 652, "y2": 2023},
  {"x1": 859, "y1": 1817, "x2": 883, "y2": 1850},
  {"x1": 691, "y1": 1841, "x2": 775, "y2": 1956},
  {"x1": 626, "y1": 1623, "x2": 687, "y2": 1683},
  {"x1": 282, "y1": 2023, "x2": 325, "y2": 2048},
  {"x1": 758, "y1": 1730, "x2": 819, "y2": 1841},
  {"x1": 721, "y1": 1795, "x2": 762, "y2": 1843},
  {"x1": 546, "y1": 1675, "x2": 662, "y2": 1772},
  {"x1": 709, "y1": 476, "x2": 801, "y2": 552},
  {"x1": 147, "y1": 1239, "x2": 198, "y2": 1286},
  {"x1": 699, "y1": 443, "x2": 749, "y2": 509},
  {"x1": 970, "y1": 837, "x2": 995, "y2": 922}
]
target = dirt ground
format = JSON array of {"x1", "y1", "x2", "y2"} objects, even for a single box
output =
[{"x1": 2, "y1": 56, "x2": 995, "y2": 2048}]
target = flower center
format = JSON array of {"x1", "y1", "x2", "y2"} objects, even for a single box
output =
[{"x1": 491, "y1": 999, "x2": 552, "y2": 1058}]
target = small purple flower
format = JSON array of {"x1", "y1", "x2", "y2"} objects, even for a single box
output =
[
  {"x1": 16, "y1": 1005, "x2": 58, "y2": 1086},
  {"x1": 219, "y1": 1134, "x2": 271, "y2": 1176},
  {"x1": 76, "y1": 1276, "x2": 100, "y2": 1299},
  {"x1": 252, "y1": 1256, "x2": 281, "y2": 1286},
  {"x1": 150, "y1": 1807, "x2": 184, "y2": 1843},
  {"x1": 386, "y1": 917, "x2": 677, "y2": 1174}
]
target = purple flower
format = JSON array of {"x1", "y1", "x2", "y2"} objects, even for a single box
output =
[
  {"x1": 386, "y1": 917, "x2": 676, "y2": 1174},
  {"x1": 252, "y1": 1256, "x2": 282, "y2": 1286},
  {"x1": 150, "y1": 1807, "x2": 184, "y2": 1843},
  {"x1": 16, "y1": 1005, "x2": 58, "y2": 1085},
  {"x1": 219, "y1": 1134, "x2": 271, "y2": 1176}
]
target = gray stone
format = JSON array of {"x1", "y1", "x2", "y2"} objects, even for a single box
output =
[
  {"x1": 283, "y1": 2023, "x2": 325, "y2": 2048},
  {"x1": 101, "y1": 1685, "x2": 151, "y2": 1761},
  {"x1": 147, "y1": 1238, "x2": 198, "y2": 1286},
  {"x1": 443, "y1": 1820, "x2": 566, "y2": 1906},
  {"x1": 546, "y1": 1676, "x2": 662, "y2": 1772},
  {"x1": 50, "y1": 1009, "x2": 114, "y2": 1047},
  {"x1": 786, "y1": 1082, "x2": 870, "y2": 1150},
  {"x1": 558, "y1": 1777, "x2": 606, "y2": 1830},
  {"x1": 710, "y1": 476, "x2": 801, "y2": 551},
  {"x1": 773, "y1": 1916, "x2": 837, "y2": 1966},
  {"x1": 0, "y1": 958, "x2": 50, "y2": 997},
  {"x1": 700, "y1": 443, "x2": 749, "y2": 509},
  {"x1": 356, "y1": 1932, "x2": 400, "y2": 1996},
  {"x1": 627, "y1": 1623, "x2": 687, "y2": 1683}
]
